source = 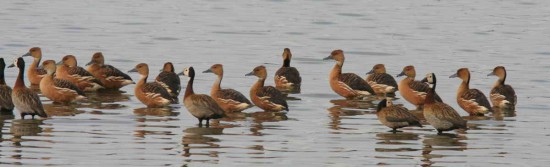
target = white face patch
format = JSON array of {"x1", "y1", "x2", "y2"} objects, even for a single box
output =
[
  {"x1": 13, "y1": 58, "x2": 18, "y2": 67},
  {"x1": 425, "y1": 73, "x2": 434, "y2": 83},
  {"x1": 183, "y1": 67, "x2": 190, "y2": 76},
  {"x1": 386, "y1": 98, "x2": 393, "y2": 106}
]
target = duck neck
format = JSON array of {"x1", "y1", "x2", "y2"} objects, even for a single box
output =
[
  {"x1": 32, "y1": 57, "x2": 41, "y2": 68},
  {"x1": 250, "y1": 77, "x2": 265, "y2": 97},
  {"x1": 330, "y1": 62, "x2": 343, "y2": 80},
  {"x1": 283, "y1": 58, "x2": 290, "y2": 67},
  {"x1": 425, "y1": 83, "x2": 437, "y2": 104},
  {"x1": 184, "y1": 75, "x2": 195, "y2": 99},
  {"x1": 137, "y1": 75, "x2": 147, "y2": 87},
  {"x1": 15, "y1": 66, "x2": 25, "y2": 88},
  {"x1": 211, "y1": 74, "x2": 222, "y2": 95},
  {"x1": 458, "y1": 76, "x2": 470, "y2": 97},
  {"x1": 0, "y1": 68, "x2": 5, "y2": 85}
]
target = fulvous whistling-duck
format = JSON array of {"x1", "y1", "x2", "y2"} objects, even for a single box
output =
[
  {"x1": 245, "y1": 65, "x2": 289, "y2": 112},
  {"x1": 421, "y1": 73, "x2": 467, "y2": 135},
  {"x1": 376, "y1": 98, "x2": 422, "y2": 133},
  {"x1": 366, "y1": 64, "x2": 398, "y2": 95},
  {"x1": 396, "y1": 65, "x2": 442, "y2": 109},
  {"x1": 274, "y1": 48, "x2": 302, "y2": 93},
  {"x1": 488, "y1": 66, "x2": 517, "y2": 110},
  {"x1": 155, "y1": 62, "x2": 181, "y2": 101},
  {"x1": 128, "y1": 63, "x2": 175, "y2": 108},
  {"x1": 323, "y1": 50, "x2": 375, "y2": 99},
  {"x1": 0, "y1": 58, "x2": 14, "y2": 113},
  {"x1": 450, "y1": 68, "x2": 492, "y2": 116},
  {"x1": 56, "y1": 55, "x2": 104, "y2": 91},
  {"x1": 179, "y1": 67, "x2": 225, "y2": 127},
  {"x1": 203, "y1": 64, "x2": 252, "y2": 113},
  {"x1": 8, "y1": 57, "x2": 47, "y2": 119},
  {"x1": 39, "y1": 60, "x2": 86, "y2": 104},
  {"x1": 85, "y1": 52, "x2": 134, "y2": 89},
  {"x1": 21, "y1": 47, "x2": 47, "y2": 85}
]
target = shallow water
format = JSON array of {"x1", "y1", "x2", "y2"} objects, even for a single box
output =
[{"x1": 1, "y1": 0, "x2": 550, "y2": 166}]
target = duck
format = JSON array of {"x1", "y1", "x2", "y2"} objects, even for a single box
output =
[
  {"x1": 39, "y1": 60, "x2": 86, "y2": 104},
  {"x1": 421, "y1": 73, "x2": 467, "y2": 135},
  {"x1": 179, "y1": 67, "x2": 225, "y2": 127},
  {"x1": 323, "y1": 49, "x2": 375, "y2": 99},
  {"x1": 85, "y1": 52, "x2": 134, "y2": 89},
  {"x1": 488, "y1": 66, "x2": 517, "y2": 110},
  {"x1": 366, "y1": 64, "x2": 398, "y2": 95},
  {"x1": 203, "y1": 64, "x2": 252, "y2": 113},
  {"x1": 396, "y1": 65, "x2": 442, "y2": 109},
  {"x1": 155, "y1": 62, "x2": 181, "y2": 101},
  {"x1": 8, "y1": 57, "x2": 47, "y2": 119},
  {"x1": 56, "y1": 55, "x2": 104, "y2": 91},
  {"x1": 245, "y1": 65, "x2": 288, "y2": 112},
  {"x1": 450, "y1": 68, "x2": 492, "y2": 116},
  {"x1": 128, "y1": 63, "x2": 175, "y2": 108},
  {"x1": 0, "y1": 58, "x2": 14, "y2": 113},
  {"x1": 274, "y1": 48, "x2": 302, "y2": 92},
  {"x1": 21, "y1": 47, "x2": 47, "y2": 85},
  {"x1": 376, "y1": 98, "x2": 422, "y2": 133}
]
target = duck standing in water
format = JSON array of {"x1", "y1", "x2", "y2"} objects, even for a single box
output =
[
  {"x1": 488, "y1": 66, "x2": 517, "y2": 110},
  {"x1": 155, "y1": 62, "x2": 181, "y2": 102},
  {"x1": 86, "y1": 52, "x2": 134, "y2": 90},
  {"x1": 450, "y1": 68, "x2": 492, "y2": 116},
  {"x1": 324, "y1": 49, "x2": 374, "y2": 99},
  {"x1": 0, "y1": 58, "x2": 14, "y2": 114},
  {"x1": 8, "y1": 57, "x2": 47, "y2": 119},
  {"x1": 203, "y1": 64, "x2": 252, "y2": 113},
  {"x1": 179, "y1": 67, "x2": 225, "y2": 127},
  {"x1": 396, "y1": 65, "x2": 442, "y2": 110},
  {"x1": 246, "y1": 65, "x2": 288, "y2": 112},
  {"x1": 376, "y1": 98, "x2": 422, "y2": 133},
  {"x1": 39, "y1": 60, "x2": 86, "y2": 104},
  {"x1": 421, "y1": 73, "x2": 467, "y2": 135},
  {"x1": 21, "y1": 47, "x2": 47, "y2": 86},
  {"x1": 274, "y1": 48, "x2": 302, "y2": 93},
  {"x1": 366, "y1": 64, "x2": 398, "y2": 95},
  {"x1": 128, "y1": 63, "x2": 175, "y2": 108}
]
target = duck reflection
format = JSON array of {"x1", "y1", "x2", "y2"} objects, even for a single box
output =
[
  {"x1": 329, "y1": 99, "x2": 376, "y2": 109},
  {"x1": 182, "y1": 127, "x2": 223, "y2": 157},
  {"x1": 84, "y1": 90, "x2": 131, "y2": 109},
  {"x1": 133, "y1": 107, "x2": 179, "y2": 117},
  {"x1": 492, "y1": 108, "x2": 516, "y2": 121},
  {"x1": 43, "y1": 103, "x2": 86, "y2": 117},
  {"x1": 327, "y1": 105, "x2": 371, "y2": 130},
  {"x1": 421, "y1": 134, "x2": 468, "y2": 166},
  {"x1": 10, "y1": 119, "x2": 44, "y2": 147},
  {"x1": 374, "y1": 132, "x2": 420, "y2": 152}
]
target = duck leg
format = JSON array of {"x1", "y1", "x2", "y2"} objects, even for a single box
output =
[
  {"x1": 20, "y1": 113, "x2": 26, "y2": 120},
  {"x1": 437, "y1": 130, "x2": 443, "y2": 135},
  {"x1": 206, "y1": 119, "x2": 210, "y2": 128},
  {"x1": 198, "y1": 118, "x2": 203, "y2": 127}
]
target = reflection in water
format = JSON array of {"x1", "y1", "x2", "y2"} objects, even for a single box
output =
[
  {"x1": 421, "y1": 134, "x2": 468, "y2": 166},
  {"x1": 43, "y1": 103, "x2": 86, "y2": 117},
  {"x1": 133, "y1": 107, "x2": 179, "y2": 117},
  {"x1": 182, "y1": 127, "x2": 223, "y2": 159},
  {"x1": 10, "y1": 119, "x2": 43, "y2": 137},
  {"x1": 492, "y1": 108, "x2": 517, "y2": 121},
  {"x1": 329, "y1": 99, "x2": 376, "y2": 109},
  {"x1": 85, "y1": 90, "x2": 131, "y2": 109},
  {"x1": 375, "y1": 132, "x2": 420, "y2": 152},
  {"x1": 327, "y1": 105, "x2": 372, "y2": 130}
]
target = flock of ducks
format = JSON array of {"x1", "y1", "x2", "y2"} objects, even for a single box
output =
[{"x1": 0, "y1": 47, "x2": 516, "y2": 134}]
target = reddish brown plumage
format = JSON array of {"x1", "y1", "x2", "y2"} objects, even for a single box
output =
[
  {"x1": 247, "y1": 66, "x2": 288, "y2": 112},
  {"x1": 129, "y1": 63, "x2": 174, "y2": 108},
  {"x1": 274, "y1": 48, "x2": 301, "y2": 93},
  {"x1": 39, "y1": 60, "x2": 86, "y2": 104},
  {"x1": 397, "y1": 65, "x2": 442, "y2": 109},
  {"x1": 22, "y1": 47, "x2": 47, "y2": 85},
  {"x1": 325, "y1": 49, "x2": 374, "y2": 99},
  {"x1": 86, "y1": 52, "x2": 134, "y2": 89},
  {"x1": 204, "y1": 64, "x2": 252, "y2": 113},
  {"x1": 56, "y1": 55, "x2": 104, "y2": 91}
]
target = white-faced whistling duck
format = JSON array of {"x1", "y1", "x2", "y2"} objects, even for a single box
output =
[
  {"x1": 421, "y1": 73, "x2": 467, "y2": 135},
  {"x1": 203, "y1": 64, "x2": 252, "y2": 113},
  {"x1": 0, "y1": 58, "x2": 14, "y2": 114},
  {"x1": 85, "y1": 52, "x2": 134, "y2": 89},
  {"x1": 155, "y1": 62, "x2": 181, "y2": 102},
  {"x1": 376, "y1": 98, "x2": 422, "y2": 133},
  {"x1": 274, "y1": 48, "x2": 302, "y2": 93},
  {"x1": 128, "y1": 63, "x2": 176, "y2": 108},
  {"x1": 366, "y1": 64, "x2": 398, "y2": 95},
  {"x1": 246, "y1": 65, "x2": 289, "y2": 112},
  {"x1": 39, "y1": 60, "x2": 86, "y2": 104},
  {"x1": 56, "y1": 55, "x2": 104, "y2": 91},
  {"x1": 323, "y1": 49, "x2": 374, "y2": 99},
  {"x1": 21, "y1": 47, "x2": 47, "y2": 85},
  {"x1": 396, "y1": 65, "x2": 442, "y2": 110},
  {"x1": 450, "y1": 68, "x2": 492, "y2": 116},
  {"x1": 179, "y1": 67, "x2": 225, "y2": 127},
  {"x1": 488, "y1": 66, "x2": 517, "y2": 110},
  {"x1": 8, "y1": 57, "x2": 47, "y2": 119}
]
